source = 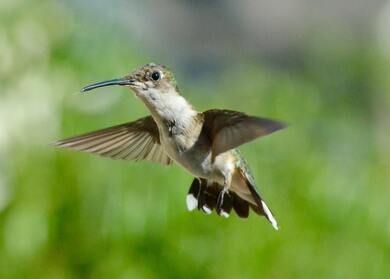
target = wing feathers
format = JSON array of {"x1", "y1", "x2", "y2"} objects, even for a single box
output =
[
  {"x1": 53, "y1": 116, "x2": 172, "y2": 165},
  {"x1": 202, "y1": 109, "x2": 286, "y2": 157}
]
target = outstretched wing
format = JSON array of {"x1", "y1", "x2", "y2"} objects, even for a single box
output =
[
  {"x1": 202, "y1": 109, "x2": 286, "y2": 158},
  {"x1": 53, "y1": 116, "x2": 172, "y2": 165}
]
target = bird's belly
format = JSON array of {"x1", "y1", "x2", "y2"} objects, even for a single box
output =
[{"x1": 161, "y1": 135, "x2": 223, "y2": 181}]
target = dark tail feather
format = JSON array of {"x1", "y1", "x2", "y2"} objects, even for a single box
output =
[
  {"x1": 231, "y1": 192, "x2": 249, "y2": 218},
  {"x1": 243, "y1": 175, "x2": 279, "y2": 230},
  {"x1": 186, "y1": 178, "x2": 250, "y2": 218}
]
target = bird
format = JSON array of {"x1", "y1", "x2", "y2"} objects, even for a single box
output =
[{"x1": 53, "y1": 63, "x2": 286, "y2": 230}]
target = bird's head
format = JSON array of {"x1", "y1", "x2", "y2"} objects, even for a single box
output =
[{"x1": 81, "y1": 63, "x2": 179, "y2": 99}]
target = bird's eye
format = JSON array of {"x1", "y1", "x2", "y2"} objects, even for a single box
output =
[{"x1": 151, "y1": 71, "x2": 161, "y2": 81}]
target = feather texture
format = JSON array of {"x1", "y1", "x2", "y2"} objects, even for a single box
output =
[
  {"x1": 202, "y1": 109, "x2": 286, "y2": 158},
  {"x1": 53, "y1": 116, "x2": 172, "y2": 165}
]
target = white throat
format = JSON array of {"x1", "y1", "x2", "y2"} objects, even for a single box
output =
[{"x1": 140, "y1": 87, "x2": 198, "y2": 127}]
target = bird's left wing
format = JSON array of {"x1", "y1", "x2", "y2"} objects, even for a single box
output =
[
  {"x1": 202, "y1": 109, "x2": 286, "y2": 158},
  {"x1": 53, "y1": 116, "x2": 172, "y2": 165}
]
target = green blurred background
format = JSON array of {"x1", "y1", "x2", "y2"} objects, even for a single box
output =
[{"x1": 1, "y1": 0, "x2": 390, "y2": 278}]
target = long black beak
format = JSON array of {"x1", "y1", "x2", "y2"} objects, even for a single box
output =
[{"x1": 81, "y1": 78, "x2": 133, "y2": 93}]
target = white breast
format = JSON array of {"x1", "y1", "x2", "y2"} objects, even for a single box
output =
[{"x1": 138, "y1": 87, "x2": 227, "y2": 182}]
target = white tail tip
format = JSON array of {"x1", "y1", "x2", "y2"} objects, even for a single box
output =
[
  {"x1": 220, "y1": 210, "x2": 230, "y2": 218},
  {"x1": 186, "y1": 194, "x2": 198, "y2": 211},
  {"x1": 261, "y1": 201, "x2": 279, "y2": 230},
  {"x1": 202, "y1": 206, "x2": 212, "y2": 214}
]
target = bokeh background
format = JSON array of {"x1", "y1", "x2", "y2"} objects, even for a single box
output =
[{"x1": 1, "y1": 0, "x2": 390, "y2": 278}]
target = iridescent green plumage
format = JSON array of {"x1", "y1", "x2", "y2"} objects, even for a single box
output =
[{"x1": 233, "y1": 148, "x2": 256, "y2": 187}]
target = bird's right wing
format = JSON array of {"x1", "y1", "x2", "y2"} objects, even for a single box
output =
[
  {"x1": 53, "y1": 116, "x2": 172, "y2": 165},
  {"x1": 202, "y1": 109, "x2": 286, "y2": 158}
]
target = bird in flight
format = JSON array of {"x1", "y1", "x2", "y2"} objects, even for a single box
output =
[{"x1": 54, "y1": 63, "x2": 286, "y2": 230}]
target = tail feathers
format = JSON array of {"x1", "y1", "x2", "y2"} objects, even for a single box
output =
[
  {"x1": 186, "y1": 177, "x2": 278, "y2": 229},
  {"x1": 186, "y1": 178, "x2": 250, "y2": 219},
  {"x1": 243, "y1": 173, "x2": 279, "y2": 230},
  {"x1": 260, "y1": 200, "x2": 279, "y2": 230},
  {"x1": 187, "y1": 178, "x2": 230, "y2": 216},
  {"x1": 231, "y1": 193, "x2": 249, "y2": 218}
]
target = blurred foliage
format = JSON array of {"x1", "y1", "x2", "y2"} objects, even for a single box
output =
[{"x1": 1, "y1": 1, "x2": 390, "y2": 279}]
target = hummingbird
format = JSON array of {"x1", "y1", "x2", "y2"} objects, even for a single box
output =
[{"x1": 54, "y1": 63, "x2": 286, "y2": 230}]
